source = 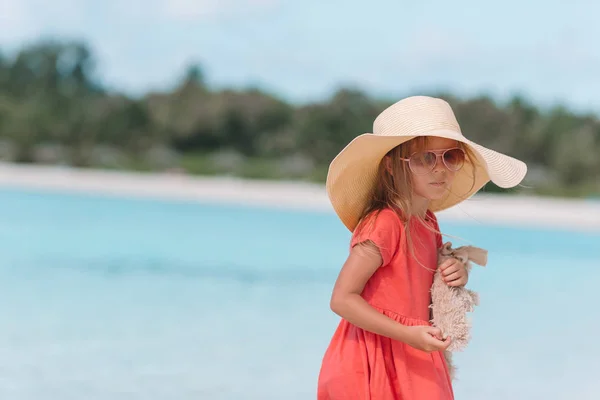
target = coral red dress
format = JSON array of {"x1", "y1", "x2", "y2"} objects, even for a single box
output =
[{"x1": 317, "y1": 208, "x2": 453, "y2": 400}]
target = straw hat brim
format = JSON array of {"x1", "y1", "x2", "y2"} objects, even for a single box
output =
[{"x1": 325, "y1": 129, "x2": 527, "y2": 231}]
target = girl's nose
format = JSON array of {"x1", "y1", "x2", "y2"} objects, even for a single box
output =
[{"x1": 432, "y1": 155, "x2": 447, "y2": 173}]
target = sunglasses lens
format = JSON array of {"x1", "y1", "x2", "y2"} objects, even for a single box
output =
[
  {"x1": 443, "y1": 149, "x2": 465, "y2": 170},
  {"x1": 409, "y1": 151, "x2": 437, "y2": 174}
]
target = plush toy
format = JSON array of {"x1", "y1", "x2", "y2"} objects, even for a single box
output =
[{"x1": 430, "y1": 242, "x2": 488, "y2": 380}]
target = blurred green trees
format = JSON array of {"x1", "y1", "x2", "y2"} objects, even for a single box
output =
[{"x1": 1, "y1": 40, "x2": 599, "y2": 197}]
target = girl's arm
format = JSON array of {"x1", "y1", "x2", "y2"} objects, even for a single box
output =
[{"x1": 329, "y1": 241, "x2": 410, "y2": 342}]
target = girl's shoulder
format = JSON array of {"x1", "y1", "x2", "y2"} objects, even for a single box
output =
[
  {"x1": 356, "y1": 207, "x2": 403, "y2": 233},
  {"x1": 351, "y1": 208, "x2": 405, "y2": 266},
  {"x1": 371, "y1": 207, "x2": 401, "y2": 220}
]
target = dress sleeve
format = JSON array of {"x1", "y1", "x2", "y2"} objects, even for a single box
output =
[{"x1": 350, "y1": 209, "x2": 403, "y2": 267}]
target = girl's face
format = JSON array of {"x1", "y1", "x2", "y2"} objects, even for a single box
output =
[{"x1": 405, "y1": 137, "x2": 463, "y2": 201}]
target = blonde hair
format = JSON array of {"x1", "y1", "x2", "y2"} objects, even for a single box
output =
[{"x1": 355, "y1": 136, "x2": 478, "y2": 268}]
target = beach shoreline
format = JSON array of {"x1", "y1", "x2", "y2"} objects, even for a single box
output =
[{"x1": 0, "y1": 162, "x2": 598, "y2": 231}]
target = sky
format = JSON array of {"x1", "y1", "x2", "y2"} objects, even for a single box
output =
[{"x1": 2, "y1": 0, "x2": 600, "y2": 111}]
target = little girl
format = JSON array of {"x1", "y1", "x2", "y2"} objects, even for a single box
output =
[{"x1": 317, "y1": 96, "x2": 527, "y2": 400}]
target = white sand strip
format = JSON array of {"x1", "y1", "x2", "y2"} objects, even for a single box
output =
[{"x1": 0, "y1": 162, "x2": 597, "y2": 232}]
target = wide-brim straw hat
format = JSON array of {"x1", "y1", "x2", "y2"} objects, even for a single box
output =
[{"x1": 326, "y1": 95, "x2": 527, "y2": 231}]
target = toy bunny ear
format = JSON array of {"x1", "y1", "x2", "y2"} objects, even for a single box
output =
[
  {"x1": 438, "y1": 242, "x2": 454, "y2": 257},
  {"x1": 466, "y1": 247, "x2": 488, "y2": 266}
]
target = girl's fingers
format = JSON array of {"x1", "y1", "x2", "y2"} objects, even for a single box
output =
[
  {"x1": 441, "y1": 261, "x2": 465, "y2": 275},
  {"x1": 447, "y1": 273, "x2": 468, "y2": 286},
  {"x1": 439, "y1": 259, "x2": 456, "y2": 271},
  {"x1": 447, "y1": 278, "x2": 466, "y2": 287},
  {"x1": 426, "y1": 326, "x2": 443, "y2": 340},
  {"x1": 429, "y1": 336, "x2": 452, "y2": 351},
  {"x1": 443, "y1": 271, "x2": 462, "y2": 282},
  {"x1": 442, "y1": 264, "x2": 459, "y2": 276}
]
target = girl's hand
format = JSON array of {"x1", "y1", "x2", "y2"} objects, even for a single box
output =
[
  {"x1": 439, "y1": 258, "x2": 468, "y2": 287},
  {"x1": 400, "y1": 325, "x2": 451, "y2": 353}
]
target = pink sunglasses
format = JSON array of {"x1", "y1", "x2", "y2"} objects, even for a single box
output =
[{"x1": 399, "y1": 148, "x2": 466, "y2": 175}]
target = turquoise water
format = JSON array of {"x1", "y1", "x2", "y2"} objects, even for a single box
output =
[{"x1": 0, "y1": 188, "x2": 598, "y2": 399}]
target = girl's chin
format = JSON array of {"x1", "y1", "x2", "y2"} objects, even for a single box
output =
[{"x1": 422, "y1": 188, "x2": 449, "y2": 200}]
